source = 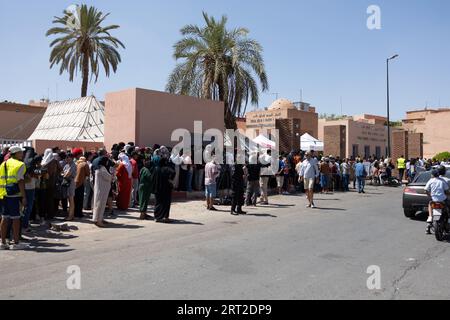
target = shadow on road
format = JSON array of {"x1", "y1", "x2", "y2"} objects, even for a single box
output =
[
  {"x1": 245, "y1": 213, "x2": 277, "y2": 218},
  {"x1": 313, "y1": 207, "x2": 347, "y2": 211}
]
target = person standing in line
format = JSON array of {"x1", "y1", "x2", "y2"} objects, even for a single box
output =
[
  {"x1": 152, "y1": 157, "x2": 176, "y2": 223},
  {"x1": 204, "y1": 154, "x2": 220, "y2": 211},
  {"x1": 341, "y1": 158, "x2": 350, "y2": 192},
  {"x1": 41, "y1": 149, "x2": 61, "y2": 221},
  {"x1": 276, "y1": 156, "x2": 286, "y2": 195},
  {"x1": 245, "y1": 154, "x2": 263, "y2": 206},
  {"x1": 319, "y1": 158, "x2": 331, "y2": 194},
  {"x1": 129, "y1": 151, "x2": 140, "y2": 208},
  {"x1": 0, "y1": 146, "x2": 27, "y2": 250},
  {"x1": 259, "y1": 149, "x2": 274, "y2": 205},
  {"x1": 299, "y1": 151, "x2": 319, "y2": 208},
  {"x1": 92, "y1": 157, "x2": 112, "y2": 228},
  {"x1": 170, "y1": 150, "x2": 183, "y2": 191},
  {"x1": 138, "y1": 159, "x2": 153, "y2": 220},
  {"x1": 116, "y1": 153, "x2": 133, "y2": 211},
  {"x1": 355, "y1": 159, "x2": 367, "y2": 194},
  {"x1": 83, "y1": 152, "x2": 94, "y2": 211},
  {"x1": 397, "y1": 155, "x2": 406, "y2": 181},
  {"x1": 230, "y1": 156, "x2": 246, "y2": 215},
  {"x1": 74, "y1": 151, "x2": 90, "y2": 219}
]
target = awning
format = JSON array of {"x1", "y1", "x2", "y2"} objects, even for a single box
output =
[{"x1": 300, "y1": 133, "x2": 324, "y2": 151}]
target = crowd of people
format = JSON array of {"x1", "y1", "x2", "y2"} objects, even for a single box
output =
[{"x1": 1, "y1": 141, "x2": 449, "y2": 250}]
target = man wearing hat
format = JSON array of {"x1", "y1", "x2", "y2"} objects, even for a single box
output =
[{"x1": 0, "y1": 146, "x2": 27, "y2": 250}]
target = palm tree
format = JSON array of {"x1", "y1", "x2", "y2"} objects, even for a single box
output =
[
  {"x1": 46, "y1": 4, "x2": 125, "y2": 97},
  {"x1": 166, "y1": 12, "x2": 269, "y2": 129}
]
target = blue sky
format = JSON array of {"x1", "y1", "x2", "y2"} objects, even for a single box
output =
[{"x1": 0, "y1": 0, "x2": 449, "y2": 120}]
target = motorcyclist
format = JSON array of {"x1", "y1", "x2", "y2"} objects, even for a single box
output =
[{"x1": 425, "y1": 169, "x2": 450, "y2": 234}]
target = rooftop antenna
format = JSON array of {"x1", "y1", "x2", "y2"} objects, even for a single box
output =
[
  {"x1": 300, "y1": 89, "x2": 303, "y2": 103},
  {"x1": 340, "y1": 96, "x2": 343, "y2": 115},
  {"x1": 271, "y1": 92, "x2": 279, "y2": 100}
]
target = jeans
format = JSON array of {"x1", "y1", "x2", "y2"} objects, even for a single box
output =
[
  {"x1": 357, "y1": 176, "x2": 365, "y2": 193},
  {"x1": 23, "y1": 189, "x2": 36, "y2": 229},
  {"x1": 186, "y1": 169, "x2": 193, "y2": 193},
  {"x1": 194, "y1": 168, "x2": 204, "y2": 191},
  {"x1": 342, "y1": 174, "x2": 350, "y2": 192}
]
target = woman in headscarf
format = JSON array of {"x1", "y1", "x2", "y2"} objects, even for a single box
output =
[
  {"x1": 92, "y1": 156, "x2": 112, "y2": 228},
  {"x1": 138, "y1": 159, "x2": 153, "y2": 220},
  {"x1": 116, "y1": 153, "x2": 132, "y2": 210},
  {"x1": 151, "y1": 157, "x2": 176, "y2": 223},
  {"x1": 41, "y1": 148, "x2": 61, "y2": 221}
]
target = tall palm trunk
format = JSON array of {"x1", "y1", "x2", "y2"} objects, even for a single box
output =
[
  {"x1": 81, "y1": 53, "x2": 89, "y2": 97},
  {"x1": 219, "y1": 83, "x2": 237, "y2": 130}
]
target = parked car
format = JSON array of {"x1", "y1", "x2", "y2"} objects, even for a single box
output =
[{"x1": 402, "y1": 167, "x2": 450, "y2": 218}]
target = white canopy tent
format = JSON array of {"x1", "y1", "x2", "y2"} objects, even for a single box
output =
[
  {"x1": 300, "y1": 133, "x2": 324, "y2": 152},
  {"x1": 28, "y1": 96, "x2": 104, "y2": 142},
  {"x1": 252, "y1": 134, "x2": 276, "y2": 150}
]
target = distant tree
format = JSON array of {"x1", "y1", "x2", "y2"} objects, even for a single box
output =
[
  {"x1": 46, "y1": 4, "x2": 125, "y2": 97},
  {"x1": 166, "y1": 12, "x2": 269, "y2": 129}
]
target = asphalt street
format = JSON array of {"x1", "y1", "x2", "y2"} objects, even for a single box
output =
[{"x1": 1, "y1": 185, "x2": 449, "y2": 300}]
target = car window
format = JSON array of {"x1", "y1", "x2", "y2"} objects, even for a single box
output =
[{"x1": 414, "y1": 172, "x2": 431, "y2": 183}]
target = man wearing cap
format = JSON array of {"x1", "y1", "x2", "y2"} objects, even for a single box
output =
[{"x1": 0, "y1": 146, "x2": 27, "y2": 250}]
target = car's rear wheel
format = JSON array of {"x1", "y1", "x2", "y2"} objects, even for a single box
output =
[
  {"x1": 403, "y1": 209, "x2": 417, "y2": 218},
  {"x1": 404, "y1": 208, "x2": 416, "y2": 218}
]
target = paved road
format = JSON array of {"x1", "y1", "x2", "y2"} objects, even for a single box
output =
[{"x1": 1, "y1": 185, "x2": 449, "y2": 300}]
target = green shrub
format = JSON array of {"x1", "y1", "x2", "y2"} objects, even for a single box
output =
[{"x1": 433, "y1": 152, "x2": 450, "y2": 162}]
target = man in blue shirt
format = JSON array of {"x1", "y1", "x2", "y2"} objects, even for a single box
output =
[{"x1": 354, "y1": 159, "x2": 367, "y2": 194}]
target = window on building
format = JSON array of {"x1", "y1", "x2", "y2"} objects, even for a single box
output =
[
  {"x1": 352, "y1": 145, "x2": 359, "y2": 158},
  {"x1": 375, "y1": 146, "x2": 381, "y2": 159},
  {"x1": 364, "y1": 146, "x2": 370, "y2": 159}
]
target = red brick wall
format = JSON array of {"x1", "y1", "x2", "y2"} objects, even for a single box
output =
[
  {"x1": 408, "y1": 132, "x2": 423, "y2": 159},
  {"x1": 276, "y1": 119, "x2": 301, "y2": 153},
  {"x1": 324, "y1": 125, "x2": 346, "y2": 158}
]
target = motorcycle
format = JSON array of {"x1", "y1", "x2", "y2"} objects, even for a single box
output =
[{"x1": 431, "y1": 201, "x2": 449, "y2": 241}]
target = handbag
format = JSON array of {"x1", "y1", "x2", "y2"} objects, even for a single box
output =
[{"x1": 3, "y1": 160, "x2": 20, "y2": 196}]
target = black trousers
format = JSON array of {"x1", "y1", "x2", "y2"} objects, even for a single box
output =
[
  {"x1": 74, "y1": 185, "x2": 85, "y2": 218},
  {"x1": 231, "y1": 190, "x2": 244, "y2": 212}
]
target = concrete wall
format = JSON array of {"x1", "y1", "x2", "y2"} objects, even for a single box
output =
[
  {"x1": 320, "y1": 117, "x2": 387, "y2": 159},
  {"x1": 105, "y1": 88, "x2": 137, "y2": 149},
  {"x1": 0, "y1": 103, "x2": 45, "y2": 140},
  {"x1": 246, "y1": 108, "x2": 318, "y2": 139},
  {"x1": 33, "y1": 140, "x2": 104, "y2": 154},
  {"x1": 402, "y1": 109, "x2": 450, "y2": 159},
  {"x1": 323, "y1": 125, "x2": 346, "y2": 159},
  {"x1": 105, "y1": 88, "x2": 224, "y2": 150}
]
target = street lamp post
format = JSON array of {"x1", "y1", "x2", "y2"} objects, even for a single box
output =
[{"x1": 386, "y1": 54, "x2": 399, "y2": 158}]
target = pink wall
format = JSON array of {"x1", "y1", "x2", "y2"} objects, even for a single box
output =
[
  {"x1": 105, "y1": 88, "x2": 137, "y2": 149},
  {"x1": 0, "y1": 104, "x2": 45, "y2": 140},
  {"x1": 105, "y1": 88, "x2": 224, "y2": 150}
]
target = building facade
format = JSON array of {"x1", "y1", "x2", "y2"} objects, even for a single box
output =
[
  {"x1": 0, "y1": 101, "x2": 46, "y2": 140},
  {"x1": 105, "y1": 88, "x2": 224, "y2": 150},
  {"x1": 318, "y1": 114, "x2": 388, "y2": 159},
  {"x1": 244, "y1": 99, "x2": 318, "y2": 153},
  {"x1": 402, "y1": 108, "x2": 450, "y2": 159}
]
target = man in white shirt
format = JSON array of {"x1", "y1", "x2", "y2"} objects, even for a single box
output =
[{"x1": 299, "y1": 152, "x2": 319, "y2": 208}]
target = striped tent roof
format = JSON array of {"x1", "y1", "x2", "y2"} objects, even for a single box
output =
[{"x1": 28, "y1": 96, "x2": 104, "y2": 142}]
